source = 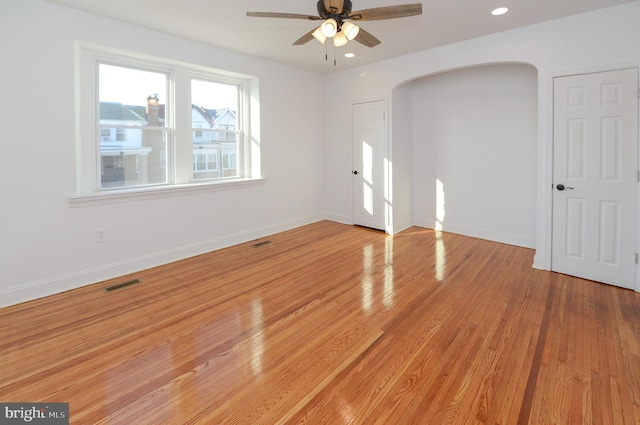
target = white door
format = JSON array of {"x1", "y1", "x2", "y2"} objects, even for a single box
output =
[
  {"x1": 352, "y1": 101, "x2": 386, "y2": 231},
  {"x1": 552, "y1": 68, "x2": 638, "y2": 289}
]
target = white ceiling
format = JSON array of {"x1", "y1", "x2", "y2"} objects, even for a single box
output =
[{"x1": 48, "y1": 0, "x2": 638, "y2": 74}]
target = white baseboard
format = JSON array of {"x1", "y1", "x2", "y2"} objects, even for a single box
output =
[
  {"x1": 0, "y1": 214, "x2": 324, "y2": 309},
  {"x1": 324, "y1": 211, "x2": 351, "y2": 225},
  {"x1": 413, "y1": 215, "x2": 536, "y2": 248},
  {"x1": 531, "y1": 254, "x2": 547, "y2": 270}
]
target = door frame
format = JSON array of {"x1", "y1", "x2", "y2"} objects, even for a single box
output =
[{"x1": 539, "y1": 65, "x2": 640, "y2": 292}]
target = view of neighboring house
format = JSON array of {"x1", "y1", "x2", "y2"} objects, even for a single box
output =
[
  {"x1": 99, "y1": 102, "x2": 152, "y2": 187},
  {"x1": 99, "y1": 97, "x2": 237, "y2": 188},
  {"x1": 191, "y1": 105, "x2": 238, "y2": 181}
]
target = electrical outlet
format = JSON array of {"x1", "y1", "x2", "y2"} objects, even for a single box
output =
[{"x1": 96, "y1": 228, "x2": 108, "y2": 243}]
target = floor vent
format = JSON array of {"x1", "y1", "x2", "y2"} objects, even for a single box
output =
[
  {"x1": 251, "y1": 240, "x2": 272, "y2": 248},
  {"x1": 103, "y1": 279, "x2": 142, "y2": 293}
]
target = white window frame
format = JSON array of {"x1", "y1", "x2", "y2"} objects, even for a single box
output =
[{"x1": 71, "y1": 43, "x2": 262, "y2": 207}]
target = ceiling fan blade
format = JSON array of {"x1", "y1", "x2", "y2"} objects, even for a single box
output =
[
  {"x1": 246, "y1": 12, "x2": 321, "y2": 20},
  {"x1": 323, "y1": 0, "x2": 345, "y2": 14},
  {"x1": 349, "y1": 4, "x2": 422, "y2": 21},
  {"x1": 293, "y1": 28, "x2": 318, "y2": 45},
  {"x1": 354, "y1": 27, "x2": 381, "y2": 48}
]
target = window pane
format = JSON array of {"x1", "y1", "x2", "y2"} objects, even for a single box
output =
[
  {"x1": 98, "y1": 64, "x2": 168, "y2": 189},
  {"x1": 191, "y1": 79, "x2": 239, "y2": 181}
]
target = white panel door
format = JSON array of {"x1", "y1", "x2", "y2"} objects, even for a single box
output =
[
  {"x1": 552, "y1": 68, "x2": 638, "y2": 289},
  {"x1": 352, "y1": 101, "x2": 386, "y2": 231}
]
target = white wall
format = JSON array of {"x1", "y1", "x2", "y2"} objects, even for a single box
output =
[
  {"x1": 0, "y1": 0, "x2": 326, "y2": 307},
  {"x1": 390, "y1": 84, "x2": 413, "y2": 233},
  {"x1": 410, "y1": 64, "x2": 538, "y2": 247},
  {"x1": 323, "y1": 2, "x2": 640, "y2": 281}
]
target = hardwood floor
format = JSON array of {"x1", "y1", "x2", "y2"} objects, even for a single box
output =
[{"x1": 1, "y1": 221, "x2": 639, "y2": 424}]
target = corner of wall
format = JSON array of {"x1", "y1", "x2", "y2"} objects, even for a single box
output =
[{"x1": 324, "y1": 212, "x2": 351, "y2": 225}]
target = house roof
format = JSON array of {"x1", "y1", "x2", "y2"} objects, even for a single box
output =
[
  {"x1": 216, "y1": 108, "x2": 235, "y2": 117},
  {"x1": 125, "y1": 105, "x2": 148, "y2": 120},
  {"x1": 99, "y1": 102, "x2": 146, "y2": 121},
  {"x1": 193, "y1": 105, "x2": 214, "y2": 123},
  {"x1": 127, "y1": 104, "x2": 166, "y2": 122},
  {"x1": 100, "y1": 102, "x2": 234, "y2": 126}
]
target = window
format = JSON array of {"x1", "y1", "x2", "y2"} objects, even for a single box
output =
[
  {"x1": 223, "y1": 150, "x2": 237, "y2": 172},
  {"x1": 100, "y1": 128, "x2": 111, "y2": 142},
  {"x1": 74, "y1": 45, "x2": 261, "y2": 200},
  {"x1": 191, "y1": 79, "x2": 239, "y2": 181},
  {"x1": 193, "y1": 152, "x2": 219, "y2": 178},
  {"x1": 97, "y1": 64, "x2": 167, "y2": 189},
  {"x1": 115, "y1": 128, "x2": 126, "y2": 142},
  {"x1": 194, "y1": 124, "x2": 203, "y2": 140}
]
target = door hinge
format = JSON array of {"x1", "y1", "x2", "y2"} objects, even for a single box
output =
[
  {"x1": 636, "y1": 253, "x2": 638, "y2": 264},
  {"x1": 637, "y1": 170, "x2": 640, "y2": 182}
]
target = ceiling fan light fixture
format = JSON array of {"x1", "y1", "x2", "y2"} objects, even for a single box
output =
[
  {"x1": 333, "y1": 31, "x2": 349, "y2": 47},
  {"x1": 312, "y1": 27, "x2": 327, "y2": 44},
  {"x1": 341, "y1": 21, "x2": 360, "y2": 40},
  {"x1": 320, "y1": 18, "x2": 338, "y2": 37}
]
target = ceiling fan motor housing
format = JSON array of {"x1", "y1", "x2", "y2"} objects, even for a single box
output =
[{"x1": 317, "y1": 0, "x2": 353, "y2": 23}]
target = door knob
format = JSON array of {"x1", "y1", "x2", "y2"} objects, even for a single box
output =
[
  {"x1": 556, "y1": 184, "x2": 574, "y2": 191},
  {"x1": 352, "y1": 170, "x2": 359, "y2": 175}
]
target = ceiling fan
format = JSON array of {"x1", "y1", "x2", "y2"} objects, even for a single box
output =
[{"x1": 247, "y1": 0, "x2": 422, "y2": 48}]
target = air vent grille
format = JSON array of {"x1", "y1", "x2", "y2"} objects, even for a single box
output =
[
  {"x1": 103, "y1": 279, "x2": 141, "y2": 293},
  {"x1": 251, "y1": 240, "x2": 272, "y2": 248}
]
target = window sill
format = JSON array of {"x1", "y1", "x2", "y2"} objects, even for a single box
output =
[{"x1": 69, "y1": 178, "x2": 266, "y2": 207}]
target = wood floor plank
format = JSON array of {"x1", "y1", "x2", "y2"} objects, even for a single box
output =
[{"x1": 1, "y1": 221, "x2": 639, "y2": 424}]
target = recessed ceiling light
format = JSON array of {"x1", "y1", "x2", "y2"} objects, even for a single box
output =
[
  {"x1": 492, "y1": 7, "x2": 509, "y2": 16},
  {"x1": 344, "y1": 53, "x2": 356, "y2": 58}
]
